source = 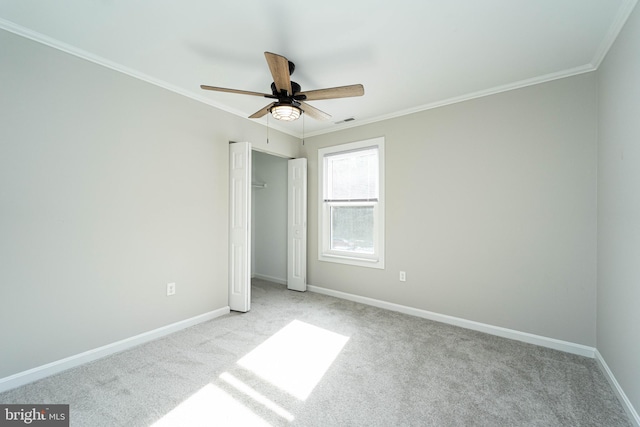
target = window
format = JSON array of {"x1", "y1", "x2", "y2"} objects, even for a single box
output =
[{"x1": 318, "y1": 137, "x2": 384, "y2": 269}]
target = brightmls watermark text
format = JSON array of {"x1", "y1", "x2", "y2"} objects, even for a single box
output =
[{"x1": 0, "y1": 405, "x2": 68, "y2": 426}]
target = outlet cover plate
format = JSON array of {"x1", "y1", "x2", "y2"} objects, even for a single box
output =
[{"x1": 167, "y1": 282, "x2": 176, "y2": 296}]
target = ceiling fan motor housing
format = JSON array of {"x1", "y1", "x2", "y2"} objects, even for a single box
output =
[{"x1": 271, "y1": 81, "x2": 302, "y2": 99}]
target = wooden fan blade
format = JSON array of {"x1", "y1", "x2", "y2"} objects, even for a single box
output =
[
  {"x1": 298, "y1": 84, "x2": 364, "y2": 101},
  {"x1": 200, "y1": 85, "x2": 274, "y2": 98},
  {"x1": 264, "y1": 52, "x2": 292, "y2": 95},
  {"x1": 249, "y1": 103, "x2": 275, "y2": 119},
  {"x1": 300, "y1": 102, "x2": 331, "y2": 121}
]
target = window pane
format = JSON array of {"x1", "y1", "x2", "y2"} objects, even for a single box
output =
[
  {"x1": 326, "y1": 148, "x2": 378, "y2": 200},
  {"x1": 330, "y1": 206, "x2": 374, "y2": 254}
]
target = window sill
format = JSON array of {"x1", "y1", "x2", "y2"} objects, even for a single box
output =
[{"x1": 319, "y1": 253, "x2": 384, "y2": 269}]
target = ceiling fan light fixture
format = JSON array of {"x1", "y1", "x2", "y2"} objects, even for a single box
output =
[
  {"x1": 201, "y1": 52, "x2": 364, "y2": 123},
  {"x1": 271, "y1": 104, "x2": 302, "y2": 121}
]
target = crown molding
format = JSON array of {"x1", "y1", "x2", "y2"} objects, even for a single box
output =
[
  {"x1": 591, "y1": 0, "x2": 638, "y2": 68},
  {"x1": 304, "y1": 63, "x2": 596, "y2": 138},
  {"x1": 0, "y1": 18, "x2": 299, "y2": 139},
  {"x1": 298, "y1": 0, "x2": 640, "y2": 139},
  {"x1": 3, "y1": 0, "x2": 637, "y2": 141}
]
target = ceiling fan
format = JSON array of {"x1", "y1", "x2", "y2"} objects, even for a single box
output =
[{"x1": 201, "y1": 52, "x2": 364, "y2": 122}]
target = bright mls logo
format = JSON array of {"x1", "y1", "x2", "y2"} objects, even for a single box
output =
[{"x1": 0, "y1": 405, "x2": 68, "y2": 426}]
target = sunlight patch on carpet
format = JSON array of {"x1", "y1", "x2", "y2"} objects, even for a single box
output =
[
  {"x1": 219, "y1": 372, "x2": 295, "y2": 422},
  {"x1": 151, "y1": 383, "x2": 271, "y2": 427},
  {"x1": 237, "y1": 319, "x2": 350, "y2": 400}
]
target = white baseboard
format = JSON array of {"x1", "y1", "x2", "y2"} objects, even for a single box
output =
[
  {"x1": 307, "y1": 285, "x2": 595, "y2": 358},
  {"x1": 252, "y1": 273, "x2": 287, "y2": 285},
  {"x1": 307, "y1": 284, "x2": 639, "y2": 424},
  {"x1": 0, "y1": 307, "x2": 230, "y2": 394},
  {"x1": 595, "y1": 350, "x2": 640, "y2": 427}
]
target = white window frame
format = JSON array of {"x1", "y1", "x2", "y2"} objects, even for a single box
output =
[{"x1": 318, "y1": 137, "x2": 385, "y2": 269}]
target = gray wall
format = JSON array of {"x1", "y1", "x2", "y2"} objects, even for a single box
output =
[
  {"x1": 303, "y1": 73, "x2": 598, "y2": 346},
  {"x1": 597, "y1": 3, "x2": 640, "y2": 414},
  {"x1": 0, "y1": 29, "x2": 299, "y2": 378},
  {"x1": 3, "y1": 10, "x2": 639, "y2": 414},
  {"x1": 251, "y1": 150, "x2": 288, "y2": 283}
]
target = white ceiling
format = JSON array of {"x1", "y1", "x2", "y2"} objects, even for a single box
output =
[{"x1": 0, "y1": 0, "x2": 637, "y2": 137}]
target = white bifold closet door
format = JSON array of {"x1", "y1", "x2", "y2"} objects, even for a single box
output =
[
  {"x1": 287, "y1": 158, "x2": 307, "y2": 292},
  {"x1": 229, "y1": 141, "x2": 251, "y2": 312}
]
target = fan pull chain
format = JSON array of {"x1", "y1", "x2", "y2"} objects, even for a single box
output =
[
  {"x1": 266, "y1": 114, "x2": 270, "y2": 144},
  {"x1": 302, "y1": 113, "x2": 305, "y2": 145}
]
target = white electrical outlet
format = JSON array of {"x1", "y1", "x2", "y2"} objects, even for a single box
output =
[
  {"x1": 167, "y1": 282, "x2": 176, "y2": 296},
  {"x1": 399, "y1": 271, "x2": 406, "y2": 282}
]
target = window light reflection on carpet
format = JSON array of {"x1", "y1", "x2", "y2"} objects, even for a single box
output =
[
  {"x1": 237, "y1": 320, "x2": 350, "y2": 401},
  {"x1": 151, "y1": 383, "x2": 270, "y2": 427}
]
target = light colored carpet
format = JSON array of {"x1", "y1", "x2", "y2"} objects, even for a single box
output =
[{"x1": 0, "y1": 279, "x2": 631, "y2": 426}]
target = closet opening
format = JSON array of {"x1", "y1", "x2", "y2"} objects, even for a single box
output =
[{"x1": 251, "y1": 150, "x2": 289, "y2": 286}]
